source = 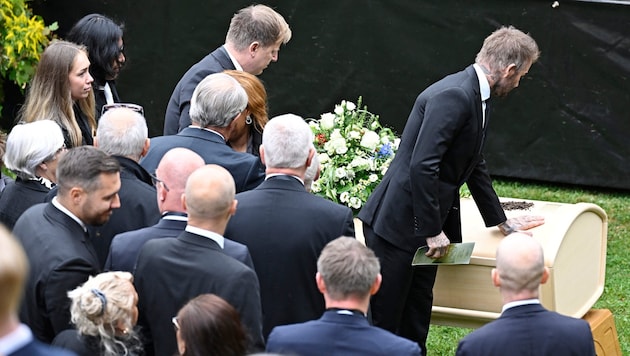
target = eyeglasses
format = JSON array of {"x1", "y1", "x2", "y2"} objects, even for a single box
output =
[
  {"x1": 150, "y1": 174, "x2": 170, "y2": 192},
  {"x1": 172, "y1": 316, "x2": 180, "y2": 332},
  {"x1": 101, "y1": 103, "x2": 144, "y2": 117},
  {"x1": 44, "y1": 144, "x2": 67, "y2": 163}
]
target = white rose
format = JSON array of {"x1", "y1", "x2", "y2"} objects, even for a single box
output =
[
  {"x1": 311, "y1": 181, "x2": 321, "y2": 193},
  {"x1": 319, "y1": 113, "x2": 336, "y2": 130},
  {"x1": 318, "y1": 153, "x2": 330, "y2": 164},
  {"x1": 349, "y1": 197, "x2": 362, "y2": 209},
  {"x1": 381, "y1": 136, "x2": 390, "y2": 144},
  {"x1": 330, "y1": 129, "x2": 343, "y2": 140},
  {"x1": 369, "y1": 174, "x2": 379, "y2": 182},
  {"x1": 340, "y1": 191, "x2": 350, "y2": 203},
  {"x1": 350, "y1": 157, "x2": 370, "y2": 170},
  {"x1": 345, "y1": 101, "x2": 356, "y2": 111},
  {"x1": 334, "y1": 105, "x2": 344, "y2": 115},
  {"x1": 348, "y1": 130, "x2": 361, "y2": 140},
  {"x1": 335, "y1": 167, "x2": 347, "y2": 179},
  {"x1": 360, "y1": 130, "x2": 380, "y2": 150}
]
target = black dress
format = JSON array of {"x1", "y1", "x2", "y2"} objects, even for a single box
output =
[{"x1": 0, "y1": 177, "x2": 52, "y2": 230}]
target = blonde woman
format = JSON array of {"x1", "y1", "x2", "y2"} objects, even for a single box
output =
[
  {"x1": 19, "y1": 40, "x2": 96, "y2": 148},
  {"x1": 52, "y1": 271, "x2": 142, "y2": 356}
]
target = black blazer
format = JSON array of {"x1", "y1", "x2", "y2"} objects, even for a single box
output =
[
  {"x1": 163, "y1": 46, "x2": 235, "y2": 135},
  {"x1": 9, "y1": 333, "x2": 76, "y2": 356},
  {"x1": 13, "y1": 203, "x2": 100, "y2": 343},
  {"x1": 0, "y1": 178, "x2": 51, "y2": 230},
  {"x1": 456, "y1": 303, "x2": 596, "y2": 356},
  {"x1": 140, "y1": 127, "x2": 264, "y2": 193},
  {"x1": 224, "y1": 175, "x2": 355, "y2": 338},
  {"x1": 134, "y1": 231, "x2": 264, "y2": 356},
  {"x1": 359, "y1": 65, "x2": 506, "y2": 252},
  {"x1": 105, "y1": 216, "x2": 254, "y2": 273},
  {"x1": 267, "y1": 310, "x2": 422, "y2": 356},
  {"x1": 90, "y1": 156, "x2": 160, "y2": 267}
]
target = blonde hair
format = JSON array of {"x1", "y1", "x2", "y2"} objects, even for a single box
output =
[
  {"x1": 0, "y1": 225, "x2": 28, "y2": 320},
  {"x1": 68, "y1": 271, "x2": 140, "y2": 356},
  {"x1": 19, "y1": 40, "x2": 96, "y2": 148}
]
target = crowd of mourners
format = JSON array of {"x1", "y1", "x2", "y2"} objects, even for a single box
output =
[{"x1": 0, "y1": 3, "x2": 597, "y2": 356}]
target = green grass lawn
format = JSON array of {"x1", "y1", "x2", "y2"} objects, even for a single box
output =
[{"x1": 426, "y1": 178, "x2": 629, "y2": 355}]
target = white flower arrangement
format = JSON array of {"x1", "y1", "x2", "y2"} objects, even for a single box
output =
[{"x1": 309, "y1": 98, "x2": 400, "y2": 214}]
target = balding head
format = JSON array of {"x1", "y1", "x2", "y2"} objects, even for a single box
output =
[
  {"x1": 154, "y1": 148, "x2": 205, "y2": 213},
  {"x1": 184, "y1": 165, "x2": 236, "y2": 228},
  {"x1": 493, "y1": 233, "x2": 548, "y2": 301},
  {"x1": 96, "y1": 107, "x2": 149, "y2": 161}
]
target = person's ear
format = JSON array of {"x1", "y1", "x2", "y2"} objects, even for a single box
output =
[
  {"x1": 305, "y1": 147, "x2": 315, "y2": 168},
  {"x1": 491, "y1": 268, "x2": 501, "y2": 287},
  {"x1": 316, "y1": 272, "x2": 326, "y2": 294},
  {"x1": 259, "y1": 145, "x2": 266, "y2": 165},
  {"x1": 505, "y1": 63, "x2": 517, "y2": 77},
  {"x1": 541, "y1": 266, "x2": 550, "y2": 284},
  {"x1": 181, "y1": 194, "x2": 187, "y2": 212},
  {"x1": 140, "y1": 138, "x2": 150, "y2": 158},
  {"x1": 249, "y1": 41, "x2": 260, "y2": 57},
  {"x1": 369, "y1": 273, "x2": 382, "y2": 295},
  {"x1": 70, "y1": 186, "x2": 84, "y2": 204},
  {"x1": 229, "y1": 199, "x2": 238, "y2": 217}
]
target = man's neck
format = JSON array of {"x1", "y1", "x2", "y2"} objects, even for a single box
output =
[
  {"x1": 192, "y1": 124, "x2": 229, "y2": 141},
  {"x1": 265, "y1": 167, "x2": 305, "y2": 180},
  {"x1": 325, "y1": 297, "x2": 369, "y2": 315},
  {"x1": 187, "y1": 219, "x2": 227, "y2": 236}
]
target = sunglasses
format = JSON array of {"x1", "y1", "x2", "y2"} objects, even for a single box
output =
[
  {"x1": 101, "y1": 103, "x2": 144, "y2": 117},
  {"x1": 150, "y1": 173, "x2": 170, "y2": 192}
]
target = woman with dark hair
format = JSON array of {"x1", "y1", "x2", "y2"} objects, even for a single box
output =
[
  {"x1": 223, "y1": 70, "x2": 268, "y2": 158},
  {"x1": 173, "y1": 294, "x2": 247, "y2": 356},
  {"x1": 19, "y1": 40, "x2": 95, "y2": 148},
  {"x1": 66, "y1": 14, "x2": 126, "y2": 118}
]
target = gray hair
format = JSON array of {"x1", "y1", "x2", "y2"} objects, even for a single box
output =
[
  {"x1": 262, "y1": 114, "x2": 313, "y2": 169},
  {"x1": 96, "y1": 108, "x2": 148, "y2": 160},
  {"x1": 57, "y1": 146, "x2": 120, "y2": 195},
  {"x1": 475, "y1": 26, "x2": 540, "y2": 73},
  {"x1": 189, "y1": 73, "x2": 248, "y2": 128},
  {"x1": 317, "y1": 237, "x2": 380, "y2": 300},
  {"x1": 68, "y1": 271, "x2": 142, "y2": 356},
  {"x1": 226, "y1": 4, "x2": 292, "y2": 51},
  {"x1": 4, "y1": 120, "x2": 64, "y2": 179}
]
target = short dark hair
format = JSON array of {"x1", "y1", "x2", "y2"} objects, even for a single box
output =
[
  {"x1": 177, "y1": 294, "x2": 247, "y2": 356},
  {"x1": 56, "y1": 146, "x2": 120, "y2": 194},
  {"x1": 66, "y1": 14, "x2": 124, "y2": 82}
]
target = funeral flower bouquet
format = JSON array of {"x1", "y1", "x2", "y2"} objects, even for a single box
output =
[{"x1": 308, "y1": 98, "x2": 400, "y2": 214}]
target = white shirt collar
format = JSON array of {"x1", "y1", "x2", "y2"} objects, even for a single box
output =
[
  {"x1": 265, "y1": 173, "x2": 305, "y2": 186},
  {"x1": 188, "y1": 126, "x2": 226, "y2": 142},
  {"x1": 473, "y1": 63, "x2": 491, "y2": 102},
  {"x1": 502, "y1": 298, "x2": 540, "y2": 313},
  {"x1": 52, "y1": 197, "x2": 87, "y2": 232},
  {"x1": 185, "y1": 225, "x2": 224, "y2": 249},
  {"x1": 223, "y1": 45, "x2": 243, "y2": 71},
  {"x1": 0, "y1": 324, "x2": 33, "y2": 355}
]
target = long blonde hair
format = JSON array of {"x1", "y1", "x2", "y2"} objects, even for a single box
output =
[{"x1": 19, "y1": 40, "x2": 96, "y2": 148}]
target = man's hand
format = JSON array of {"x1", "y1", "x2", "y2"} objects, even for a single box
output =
[
  {"x1": 425, "y1": 231, "x2": 450, "y2": 259},
  {"x1": 498, "y1": 215, "x2": 545, "y2": 236}
]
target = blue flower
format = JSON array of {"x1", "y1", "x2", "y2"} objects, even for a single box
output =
[{"x1": 376, "y1": 143, "x2": 393, "y2": 159}]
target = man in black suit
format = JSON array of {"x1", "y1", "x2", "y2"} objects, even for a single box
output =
[
  {"x1": 0, "y1": 226, "x2": 76, "y2": 356},
  {"x1": 105, "y1": 147, "x2": 254, "y2": 272},
  {"x1": 91, "y1": 107, "x2": 160, "y2": 267},
  {"x1": 141, "y1": 72, "x2": 264, "y2": 192},
  {"x1": 456, "y1": 233, "x2": 595, "y2": 355},
  {"x1": 13, "y1": 146, "x2": 121, "y2": 343},
  {"x1": 224, "y1": 114, "x2": 355, "y2": 338},
  {"x1": 267, "y1": 237, "x2": 422, "y2": 356},
  {"x1": 134, "y1": 164, "x2": 263, "y2": 356},
  {"x1": 163, "y1": 4, "x2": 292, "y2": 134},
  {"x1": 358, "y1": 26, "x2": 545, "y2": 354}
]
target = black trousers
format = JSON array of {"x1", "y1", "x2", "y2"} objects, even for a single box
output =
[{"x1": 364, "y1": 223, "x2": 437, "y2": 356}]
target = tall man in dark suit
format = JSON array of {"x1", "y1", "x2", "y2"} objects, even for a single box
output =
[
  {"x1": 142, "y1": 72, "x2": 264, "y2": 192},
  {"x1": 134, "y1": 164, "x2": 264, "y2": 356},
  {"x1": 224, "y1": 114, "x2": 355, "y2": 338},
  {"x1": 358, "y1": 26, "x2": 545, "y2": 354},
  {"x1": 267, "y1": 237, "x2": 422, "y2": 356},
  {"x1": 0, "y1": 226, "x2": 76, "y2": 356},
  {"x1": 456, "y1": 233, "x2": 595, "y2": 355},
  {"x1": 13, "y1": 146, "x2": 121, "y2": 343},
  {"x1": 91, "y1": 107, "x2": 160, "y2": 267},
  {"x1": 105, "y1": 147, "x2": 254, "y2": 272},
  {"x1": 163, "y1": 4, "x2": 292, "y2": 134}
]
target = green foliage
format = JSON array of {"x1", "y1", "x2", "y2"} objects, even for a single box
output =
[
  {"x1": 0, "y1": 0, "x2": 57, "y2": 113},
  {"x1": 429, "y1": 179, "x2": 629, "y2": 355}
]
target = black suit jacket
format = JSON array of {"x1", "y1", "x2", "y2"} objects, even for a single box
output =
[
  {"x1": 0, "y1": 178, "x2": 50, "y2": 230},
  {"x1": 359, "y1": 65, "x2": 506, "y2": 252},
  {"x1": 267, "y1": 310, "x2": 422, "y2": 356},
  {"x1": 90, "y1": 156, "x2": 160, "y2": 267},
  {"x1": 134, "y1": 231, "x2": 264, "y2": 356},
  {"x1": 9, "y1": 335, "x2": 76, "y2": 356},
  {"x1": 105, "y1": 215, "x2": 254, "y2": 272},
  {"x1": 13, "y1": 203, "x2": 100, "y2": 343},
  {"x1": 456, "y1": 303, "x2": 596, "y2": 356},
  {"x1": 163, "y1": 46, "x2": 235, "y2": 135},
  {"x1": 140, "y1": 127, "x2": 264, "y2": 192},
  {"x1": 224, "y1": 175, "x2": 355, "y2": 338}
]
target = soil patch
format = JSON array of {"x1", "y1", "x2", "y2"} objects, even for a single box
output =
[{"x1": 500, "y1": 201, "x2": 534, "y2": 211}]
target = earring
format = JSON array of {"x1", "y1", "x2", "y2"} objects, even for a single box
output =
[{"x1": 245, "y1": 116, "x2": 253, "y2": 125}]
